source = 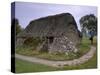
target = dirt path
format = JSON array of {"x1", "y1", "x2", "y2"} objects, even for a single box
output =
[{"x1": 15, "y1": 46, "x2": 96, "y2": 68}]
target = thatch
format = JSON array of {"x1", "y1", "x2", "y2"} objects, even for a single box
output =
[{"x1": 17, "y1": 13, "x2": 79, "y2": 38}]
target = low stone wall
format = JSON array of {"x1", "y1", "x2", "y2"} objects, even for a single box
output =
[{"x1": 49, "y1": 36, "x2": 78, "y2": 54}]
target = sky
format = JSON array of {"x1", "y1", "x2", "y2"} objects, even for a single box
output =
[{"x1": 13, "y1": 2, "x2": 97, "y2": 31}]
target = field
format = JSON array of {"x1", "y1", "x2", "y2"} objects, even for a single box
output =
[
  {"x1": 15, "y1": 36, "x2": 97, "y2": 73},
  {"x1": 15, "y1": 59, "x2": 59, "y2": 73},
  {"x1": 16, "y1": 52, "x2": 97, "y2": 73}
]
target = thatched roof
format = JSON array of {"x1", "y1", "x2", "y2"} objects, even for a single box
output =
[{"x1": 17, "y1": 13, "x2": 79, "y2": 38}]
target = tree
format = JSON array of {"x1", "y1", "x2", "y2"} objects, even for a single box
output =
[
  {"x1": 80, "y1": 14, "x2": 97, "y2": 44},
  {"x1": 12, "y1": 18, "x2": 23, "y2": 35}
]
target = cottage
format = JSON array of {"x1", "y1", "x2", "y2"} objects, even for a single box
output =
[{"x1": 17, "y1": 13, "x2": 81, "y2": 53}]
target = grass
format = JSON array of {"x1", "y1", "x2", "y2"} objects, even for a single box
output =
[
  {"x1": 15, "y1": 51, "x2": 97, "y2": 73},
  {"x1": 76, "y1": 36, "x2": 91, "y2": 57},
  {"x1": 92, "y1": 36, "x2": 97, "y2": 46},
  {"x1": 15, "y1": 34, "x2": 97, "y2": 73},
  {"x1": 16, "y1": 37, "x2": 91, "y2": 61},
  {"x1": 63, "y1": 52, "x2": 97, "y2": 70},
  {"x1": 15, "y1": 59, "x2": 59, "y2": 73},
  {"x1": 15, "y1": 36, "x2": 97, "y2": 73}
]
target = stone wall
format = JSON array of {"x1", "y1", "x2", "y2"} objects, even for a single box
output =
[{"x1": 48, "y1": 36, "x2": 78, "y2": 54}]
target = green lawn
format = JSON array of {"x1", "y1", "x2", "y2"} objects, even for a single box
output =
[
  {"x1": 63, "y1": 52, "x2": 97, "y2": 70},
  {"x1": 15, "y1": 51, "x2": 97, "y2": 73},
  {"x1": 15, "y1": 59, "x2": 59, "y2": 73}
]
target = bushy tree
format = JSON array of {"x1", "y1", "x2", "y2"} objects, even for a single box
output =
[
  {"x1": 80, "y1": 14, "x2": 97, "y2": 44},
  {"x1": 12, "y1": 18, "x2": 23, "y2": 35}
]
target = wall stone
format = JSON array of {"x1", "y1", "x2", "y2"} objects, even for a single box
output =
[{"x1": 48, "y1": 36, "x2": 78, "y2": 54}]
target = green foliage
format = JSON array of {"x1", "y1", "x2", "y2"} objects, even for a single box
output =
[
  {"x1": 80, "y1": 14, "x2": 97, "y2": 35},
  {"x1": 22, "y1": 37, "x2": 44, "y2": 51},
  {"x1": 16, "y1": 24, "x2": 22, "y2": 35},
  {"x1": 16, "y1": 46, "x2": 36, "y2": 56},
  {"x1": 23, "y1": 37, "x2": 43, "y2": 48},
  {"x1": 12, "y1": 18, "x2": 23, "y2": 35}
]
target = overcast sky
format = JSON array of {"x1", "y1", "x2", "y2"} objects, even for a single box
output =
[{"x1": 14, "y1": 2, "x2": 97, "y2": 31}]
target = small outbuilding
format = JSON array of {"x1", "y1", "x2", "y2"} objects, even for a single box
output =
[{"x1": 17, "y1": 13, "x2": 82, "y2": 53}]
